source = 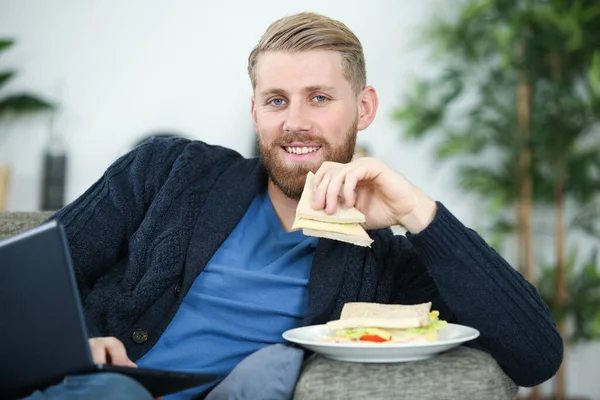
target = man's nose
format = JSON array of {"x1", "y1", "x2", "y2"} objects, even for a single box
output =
[{"x1": 283, "y1": 102, "x2": 311, "y2": 133}]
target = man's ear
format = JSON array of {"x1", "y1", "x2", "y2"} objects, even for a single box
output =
[
  {"x1": 356, "y1": 86, "x2": 378, "y2": 131},
  {"x1": 251, "y1": 96, "x2": 258, "y2": 133}
]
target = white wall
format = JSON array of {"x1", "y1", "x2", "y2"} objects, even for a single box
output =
[{"x1": 1, "y1": 0, "x2": 598, "y2": 398}]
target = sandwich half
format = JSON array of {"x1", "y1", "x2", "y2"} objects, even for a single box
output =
[
  {"x1": 324, "y1": 302, "x2": 447, "y2": 343},
  {"x1": 292, "y1": 172, "x2": 374, "y2": 247}
]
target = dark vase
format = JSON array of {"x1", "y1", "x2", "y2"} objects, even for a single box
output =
[{"x1": 40, "y1": 130, "x2": 67, "y2": 211}]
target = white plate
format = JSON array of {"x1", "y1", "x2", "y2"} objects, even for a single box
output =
[{"x1": 282, "y1": 323, "x2": 480, "y2": 363}]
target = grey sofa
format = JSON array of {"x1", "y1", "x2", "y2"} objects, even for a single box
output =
[{"x1": 0, "y1": 211, "x2": 518, "y2": 399}]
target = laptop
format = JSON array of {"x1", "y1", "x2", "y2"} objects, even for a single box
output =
[{"x1": 0, "y1": 219, "x2": 218, "y2": 399}]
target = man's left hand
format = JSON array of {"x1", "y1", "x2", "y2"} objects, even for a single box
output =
[{"x1": 312, "y1": 157, "x2": 438, "y2": 233}]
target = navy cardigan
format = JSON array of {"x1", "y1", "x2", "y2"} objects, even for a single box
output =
[{"x1": 49, "y1": 137, "x2": 562, "y2": 387}]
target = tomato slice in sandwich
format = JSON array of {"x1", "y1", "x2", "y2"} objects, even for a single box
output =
[{"x1": 359, "y1": 334, "x2": 389, "y2": 342}]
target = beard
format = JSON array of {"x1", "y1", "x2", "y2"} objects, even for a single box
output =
[{"x1": 258, "y1": 118, "x2": 358, "y2": 200}]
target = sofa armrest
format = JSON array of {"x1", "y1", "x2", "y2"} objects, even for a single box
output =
[
  {"x1": 0, "y1": 211, "x2": 55, "y2": 240},
  {"x1": 293, "y1": 346, "x2": 517, "y2": 400}
]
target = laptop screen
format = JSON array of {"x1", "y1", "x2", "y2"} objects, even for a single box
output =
[{"x1": 0, "y1": 220, "x2": 94, "y2": 397}]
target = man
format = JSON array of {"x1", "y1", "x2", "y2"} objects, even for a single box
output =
[{"x1": 27, "y1": 11, "x2": 562, "y2": 399}]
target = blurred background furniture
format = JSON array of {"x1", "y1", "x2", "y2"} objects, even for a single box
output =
[{"x1": 0, "y1": 165, "x2": 9, "y2": 211}]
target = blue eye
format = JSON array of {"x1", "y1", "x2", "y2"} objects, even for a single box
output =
[
  {"x1": 314, "y1": 95, "x2": 327, "y2": 102},
  {"x1": 270, "y1": 98, "x2": 285, "y2": 106}
]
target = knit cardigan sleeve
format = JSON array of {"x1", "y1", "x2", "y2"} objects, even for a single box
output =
[
  {"x1": 387, "y1": 202, "x2": 563, "y2": 388},
  {"x1": 47, "y1": 137, "x2": 191, "y2": 300}
]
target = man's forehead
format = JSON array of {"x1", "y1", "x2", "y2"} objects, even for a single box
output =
[{"x1": 254, "y1": 50, "x2": 350, "y2": 94}]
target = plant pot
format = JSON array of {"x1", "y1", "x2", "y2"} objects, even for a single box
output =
[{"x1": 0, "y1": 164, "x2": 10, "y2": 211}]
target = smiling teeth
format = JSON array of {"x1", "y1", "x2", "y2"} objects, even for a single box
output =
[{"x1": 285, "y1": 146, "x2": 319, "y2": 155}]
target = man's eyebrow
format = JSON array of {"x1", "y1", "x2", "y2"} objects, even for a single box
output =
[
  {"x1": 259, "y1": 88, "x2": 286, "y2": 98},
  {"x1": 258, "y1": 86, "x2": 337, "y2": 98},
  {"x1": 304, "y1": 85, "x2": 337, "y2": 94}
]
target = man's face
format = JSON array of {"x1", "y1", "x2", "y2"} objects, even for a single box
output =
[{"x1": 251, "y1": 50, "x2": 363, "y2": 199}]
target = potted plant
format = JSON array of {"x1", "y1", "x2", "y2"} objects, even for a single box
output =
[
  {"x1": 393, "y1": 1, "x2": 600, "y2": 399},
  {"x1": 0, "y1": 38, "x2": 55, "y2": 210}
]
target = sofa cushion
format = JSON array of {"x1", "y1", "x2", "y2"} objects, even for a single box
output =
[
  {"x1": 205, "y1": 343, "x2": 304, "y2": 400},
  {"x1": 293, "y1": 346, "x2": 518, "y2": 400}
]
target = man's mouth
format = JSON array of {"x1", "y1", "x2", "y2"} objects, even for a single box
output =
[{"x1": 283, "y1": 146, "x2": 321, "y2": 155}]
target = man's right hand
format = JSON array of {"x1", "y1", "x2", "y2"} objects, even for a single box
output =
[{"x1": 89, "y1": 337, "x2": 137, "y2": 367}]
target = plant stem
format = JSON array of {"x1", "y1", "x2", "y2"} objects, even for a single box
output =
[
  {"x1": 516, "y1": 36, "x2": 539, "y2": 400},
  {"x1": 554, "y1": 158, "x2": 567, "y2": 400},
  {"x1": 551, "y1": 49, "x2": 568, "y2": 400},
  {"x1": 516, "y1": 38, "x2": 535, "y2": 286}
]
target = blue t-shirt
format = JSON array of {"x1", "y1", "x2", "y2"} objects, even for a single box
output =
[{"x1": 136, "y1": 190, "x2": 317, "y2": 399}]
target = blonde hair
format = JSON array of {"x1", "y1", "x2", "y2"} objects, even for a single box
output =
[{"x1": 248, "y1": 12, "x2": 366, "y2": 94}]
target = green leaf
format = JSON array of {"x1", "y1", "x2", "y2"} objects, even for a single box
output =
[
  {"x1": 486, "y1": 215, "x2": 515, "y2": 249},
  {"x1": 0, "y1": 70, "x2": 16, "y2": 90},
  {"x1": 592, "y1": 312, "x2": 600, "y2": 337},
  {"x1": 581, "y1": 2, "x2": 600, "y2": 23},
  {"x1": 590, "y1": 51, "x2": 600, "y2": 98},
  {"x1": 435, "y1": 130, "x2": 486, "y2": 159},
  {"x1": 0, "y1": 94, "x2": 54, "y2": 117},
  {"x1": 535, "y1": 248, "x2": 600, "y2": 344},
  {"x1": 462, "y1": 0, "x2": 493, "y2": 20},
  {"x1": 458, "y1": 165, "x2": 513, "y2": 199},
  {"x1": 0, "y1": 39, "x2": 14, "y2": 54},
  {"x1": 537, "y1": 7, "x2": 566, "y2": 31},
  {"x1": 570, "y1": 202, "x2": 600, "y2": 237}
]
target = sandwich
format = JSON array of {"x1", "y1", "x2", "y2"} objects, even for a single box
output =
[
  {"x1": 324, "y1": 302, "x2": 447, "y2": 343},
  {"x1": 292, "y1": 171, "x2": 374, "y2": 247}
]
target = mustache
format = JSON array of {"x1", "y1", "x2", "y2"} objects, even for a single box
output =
[{"x1": 273, "y1": 132, "x2": 327, "y2": 147}]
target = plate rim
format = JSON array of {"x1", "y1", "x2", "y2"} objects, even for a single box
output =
[{"x1": 282, "y1": 322, "x2": 480, "y2": 349}]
